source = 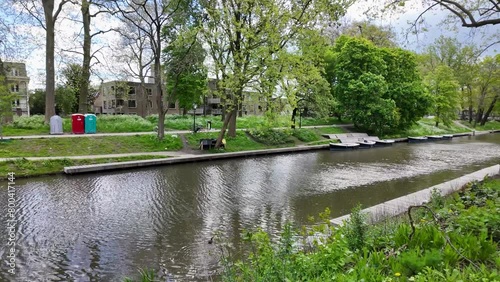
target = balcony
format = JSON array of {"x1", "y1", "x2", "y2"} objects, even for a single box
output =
[{"x1": 207, "y1": 98, "x2": 221, "y2": 104}]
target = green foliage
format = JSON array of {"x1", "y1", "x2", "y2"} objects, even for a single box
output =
[
  {"x1": 425, "y1": 65, "x2": 460, "y2": 127},
  {"x1": 247, "y1": 128, "x2": 294, "y2": 145},
  {"x1": 291, "y1": 129, "x2": 320, "y2": 142},
  {"x1": 382, "y1": 117, "x2": 467, "y2": 139},
  {"x1": 123, "y1": 268, "x2": 157, "y2": 282},
  {"x1": 0, "y1": 134, "x2": 183, "y2": 158},
  {"x1": 11, "y1": 115, "x2": 47, "y2": 129},
  {"x1": 29, "y1": 89, "x2": 46, "y2": 115},
  {"x1": 344, "y1": 204, "x2": 368, "y2": 251},
  {"x1": 0, "y1": 75, "x2": 16, "y2": 135},
  {"x1": 396, "y1": 248, "x2": 443, "y2": 276},
  {"x1": 326, "y1": 36, "x2": 431, "y2": 134},
  {"x1": 219, "y1": 178, "x2": 500, "y2": 281}
]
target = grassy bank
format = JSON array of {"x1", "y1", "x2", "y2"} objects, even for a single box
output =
[
  {"x1": 0, "y1": 155, "x2": 170, "y2": 179},
  {"x1": 3, "y1": 115, "x2": 349, "y2": 136},
  {"x1": 185, "y1": 127, "x2": 343, "y2": 152},
  {"x1": 459, "y1": 120, "x2": 500, "y2": 131},
  {"x1": 217, "y1": 177, "x2": 500, "y2": 281},
  {"x1": 0, "y1": 134, "x2": 183, "y2": 158},
  {"x1": 382, "y1": 118, "x2": 469, "y2": 139}
]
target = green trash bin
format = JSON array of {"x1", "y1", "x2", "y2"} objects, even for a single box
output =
[{"x1": 84, "y1": 114, "x2": 97, "y2": 134}]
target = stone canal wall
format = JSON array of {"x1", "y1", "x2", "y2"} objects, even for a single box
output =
[{"x1": 330, "y1": 164, "x2": 500, "y2": 226}]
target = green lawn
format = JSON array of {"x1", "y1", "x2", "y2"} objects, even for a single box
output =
[
  {"x1": 459, "y1": 120, "x2": 500, "y2": 131},
  {"x1": 383, "y1": 118, "x2": 469, "y2": 139},
  {"x1": 0, "y1": 135, "x2": 183, "y2": 158},
  {"x1": 4, "y1": 114, "x2": 352, "y2": 136},
  {"x1": 0, "y1": 155, "x2": 169, "y2": 179},
  {"x1": 185, "y1": 131, "x2": 272, "y2": 152}
]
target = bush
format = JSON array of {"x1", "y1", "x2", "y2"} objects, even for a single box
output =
[
  {"x1": 247, "y1": 128, "x2": 294, "y2": 145},
  {"x1": 12, "y1": 115, "x2": 47, "y2": 129},
  {"x1": 344, "y1": 204, "x2": 368, "y2": 252},
  {"x1": 292, "y1": 129, "x2": 320, "y2": 142}
]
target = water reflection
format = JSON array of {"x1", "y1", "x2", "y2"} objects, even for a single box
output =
[{"x1": 0, "y1": 134, "x2": 499, "y2": 281}]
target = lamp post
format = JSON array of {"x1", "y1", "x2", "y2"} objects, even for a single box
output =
[{"x1": 193, "y1": 103, "x2": 197, "y2": 133}]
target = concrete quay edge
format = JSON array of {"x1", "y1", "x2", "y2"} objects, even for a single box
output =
[
  {"x1": 330, "y1": 164, "x2": 500, "y2": 226},
  {"x1": 63, "y1": 144, "x2": 330, "y2": 174}
]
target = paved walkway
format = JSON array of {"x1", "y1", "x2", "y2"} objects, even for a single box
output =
[{"x1": 0, "y1": 151, "x2": 195, "y2": 162}]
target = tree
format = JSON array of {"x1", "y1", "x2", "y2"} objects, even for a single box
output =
[
  {"x1": 163, "y1": 10, "x2": 207, "y2": 116},
  {"x1": 425, "y1": 64, "x2": 460, "y2": 127},
  {"x1": 29, "y1": 89, "x2": 46, "y2": 115},
  {"x1": 17, "y1": 0, "x2": 71, "y2": 122},
  {"x1": 385, "y1": 0, "x2": 500, "y2": 28},
  {"x1": 0, "y1": 61, "x2": 16, "y2": 138},
  {"x1": 326, "y1": 36, "x2": 431, "y2": 134},
  {"x1": 340, "y1": 21, "x2": 398, "y2": 48},
  {"x1": 112, "y1": 0, "x2": 194, "y2": 140},
  {"x1": 200, "y1": 0, "x2": 352, "y2": 147},
  {"x1": 474, "y1": 55, "x2": 500, "y2": 126},
  {"x1": 421, "y1": 36, "x2": 479, "y2": 123},
  {"x1": 112, "y1": 18, "x2": 154, "y2": 118}
]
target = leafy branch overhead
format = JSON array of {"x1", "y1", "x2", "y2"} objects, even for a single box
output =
[{"x1": 385, "y1": 0, "x2": 500, "y2": 28}]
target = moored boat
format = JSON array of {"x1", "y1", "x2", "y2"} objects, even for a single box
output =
[
  {"x1": 408, "y1": 136, "x2": 428, "y2": 143},
  {"x1": 357, "y1": 140, "x2": 376, "y2": 148},
  {"x1": 374, "y1": 139, "x2": 395, "y2": 146},
  {"x1": 427, "y1": 135, "x2": 444, "y2": 140},
  {"x1": 329, "y1": 143, "x2": 360, "y2": 150}
]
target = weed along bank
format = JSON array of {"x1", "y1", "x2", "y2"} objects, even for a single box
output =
[{"x1": 1, "y1": 132, "x2": 499, "y2": 281}]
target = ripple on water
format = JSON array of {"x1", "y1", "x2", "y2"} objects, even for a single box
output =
[{"x1": 1, "y1": 135, "x2": 499, "y2": 281}]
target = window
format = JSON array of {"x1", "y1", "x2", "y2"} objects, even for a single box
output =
[
  {"x1": 112, "y1": 100, "x2": 116, "y2": 108},
  {"x1": 12, "y1": 99, "x2": 20, "y2": 107},
  {"x1": 117, "y1": 99, "x2": 124, "y2": 107},
  {"x1": 146, "y1": 88, "x2": 152, "y2": 96},
  {"x1": 129, "y1": 86, "x2": 135, "y2": 95},
  {"x1": 128, "y1": 99, "x2": 136, "y2": 108},
  {"x1": 103, "y1": 101, "x2": 107, "y2": 109},
  {"x1": 168, "y1": 102, "x2": 176, "y2": 109},
  {"x1": 11, "y1": 84, "x2": 19, "y2": 92},
  {"x1": 148, "y1": 100, "x2": 153, "y2": 108},
  {"x1": 11, "y1": 68, "x2": 19, "y2": 76}
]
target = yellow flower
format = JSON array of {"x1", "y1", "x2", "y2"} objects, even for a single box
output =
[{"x1": 395, "y1": 272, "x2": 401, "y2": 277}]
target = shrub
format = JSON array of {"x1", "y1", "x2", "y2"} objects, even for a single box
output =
[
  {"x1": 247, "y1": 128, "x2": 293, "y2": 145},
  {"x1": 12, "y1": 115, "x2": 47, "y2": 129},
  {"x1": 292, "y1": 129, "x2": 320, "y2": 142},
  {"x1": 344, "y1": 204, "x2": 368, "y2": 252}
]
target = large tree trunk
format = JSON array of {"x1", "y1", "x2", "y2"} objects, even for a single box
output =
[
  {"x1": 291, "y1": 107, "x2": 297, "y2": 128},
  {"x1": 480, "y1": 94, "x2": 498, "y2": 126},
  {"x1": 468, "y1": 104, "x2": 473, "y2": 123},
  {"x1": 156, "y1": 61, "x2": 165, "y2": 140},
  {"x1": 43, "y1": 2, "x2": 56, "y2": 122},
  {"x1": 474, "y1": 108, "x2": 484, "y2": 127},
  {"x1": 228, "y1": 108, "x2": 237, "y2": 137},
  {"x1": 79, "y1": 0, "x2": 91, "y2": 114},
  {"x1": 215, "y1": 109, "x2": 235, "y2": 148}
]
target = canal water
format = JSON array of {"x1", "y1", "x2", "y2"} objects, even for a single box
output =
[{"x1": 1, "y1": 134, "x2": 499, "y2": 281}]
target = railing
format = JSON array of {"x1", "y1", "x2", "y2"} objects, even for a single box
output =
[{"x1": 207, "y1": 98, "x2": 221, "y2": 104}]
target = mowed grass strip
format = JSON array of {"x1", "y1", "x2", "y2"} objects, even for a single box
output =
[
  {"x1": 185, "y1": 131, "x2": 276, "y2": 152},
  {"x1": 459, "y1": 120, "x2": 500, "y2": 131},
  {"x1": 0, "y1": 134, "x2": 183, "y2": 158},
  {"x1": 0, "y1": 155, "x2": 170, "y2": 179}
]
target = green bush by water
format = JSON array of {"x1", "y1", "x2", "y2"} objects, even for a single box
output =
[{"x1": 216, "y1": 178, "x2": 500, "y2": 281}]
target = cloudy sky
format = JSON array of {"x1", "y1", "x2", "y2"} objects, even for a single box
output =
[{"x1": 3, "y1": 0, "x2": 498, "y2": 90}]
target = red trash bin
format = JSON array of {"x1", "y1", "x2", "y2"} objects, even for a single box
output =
[{"x1": 71, "y1": 114, "x2": 85, "y2": 134}]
